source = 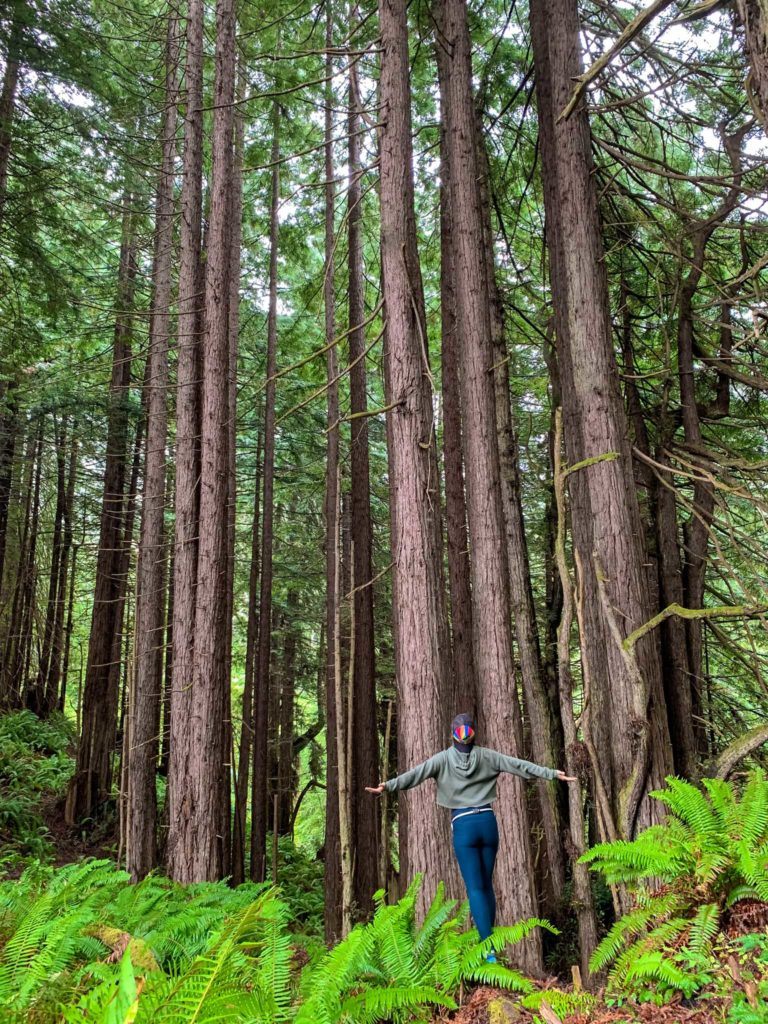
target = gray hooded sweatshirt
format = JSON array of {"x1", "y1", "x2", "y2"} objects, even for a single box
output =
[{"x1": 383, "y1": 745, "x2": 557, "y2": 809}]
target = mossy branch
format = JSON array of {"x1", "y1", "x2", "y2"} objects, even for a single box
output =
[{"x1": 623, "y1": 603, "x2": 768, "y2": 652}]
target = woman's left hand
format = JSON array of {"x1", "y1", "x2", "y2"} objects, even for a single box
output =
[{"x1": 555, "y1": 770, "x2": 577, "y2": 782}]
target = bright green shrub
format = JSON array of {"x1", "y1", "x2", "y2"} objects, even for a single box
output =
[{"x1": 581, "y1": 773, "x2": 768, "y2": 1001}]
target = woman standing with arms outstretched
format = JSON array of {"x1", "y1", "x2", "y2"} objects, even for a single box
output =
[{"x1": 367, "y1": 713, "x2": 575, "y2": 960}]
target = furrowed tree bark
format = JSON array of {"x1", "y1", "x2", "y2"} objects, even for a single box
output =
[
  {"x1": 474, "y1": 96, "x2": 565, "y2": 914},
  {"x1": 436, "y1": 68, "x2": 477, "y2": 719},
  {"x1": 323, "y1": 6, "x2": 343, "y2": 937},
  {"x1": 378, "y1": 0, "x2": 455, "y2": 919},
  {"x1": 347, "y1": 13, "x2": 380, "y2": 915},
  {"x1": 127, "y1": 12, "x2": 180, "y2": 881},
  {"x1": 181, "y1": 0, "x2": 236, "y2": 882},
  {"x1": 66, "y1": 193, "x2": 137, "y2": 826},
  {"x1": 251, "y1": 98, "x2": 280, "y2": 884},
  {"x1": 438, "y1": 0, "x2": 542, "y2": 971},
  {"x1": 530, "y1": 0, "x2": 673, "y2": 839},
  {"x1": 553, "y1": 409, "x2": 599, "y2": 980},
  {"x1": 167, "y1": 0, "x2": 204, "y2": 879}
]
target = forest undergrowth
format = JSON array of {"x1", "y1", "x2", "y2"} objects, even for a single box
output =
[{"x1": 1, "y1": 712, "x2": 767, "y2": 1024}]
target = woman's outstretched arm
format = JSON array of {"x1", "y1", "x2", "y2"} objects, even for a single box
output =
[
  {"x1": 489, "y1": 749, "x2": 575, "y2": 782},
  {"x1": 365, "y1": 752, "x2": 444, "y2": 795}
]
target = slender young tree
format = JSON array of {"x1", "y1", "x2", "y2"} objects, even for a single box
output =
[
  {"x1": 251, "y1": 99, "x2": 281, "y2": 883},
  {"x1": 347, "y1": 13, "x2": 380, "y2": 912},
  {"x1": 323, "y1": 7, "x2": 343, "y2": 936}
]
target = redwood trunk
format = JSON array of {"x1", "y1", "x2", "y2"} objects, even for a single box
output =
[
  {"x1": 127, "y1": 13, "x2": 179, "y2": 880},
  {"x1": 530, "y1": 0, "x2": 673, "y2": 838},
  {"x1": 181, "y1": 0, "x2": 236, "y2": 882},
  {"x1": 378, "y1": 0, "x2": 455, "y2": 917},
  {"x1": 438, "y1": 0, "x2": 542, "y2": 970},
  {"x1": 347, "y1": 25, "x2": 380, "y2": 913},
  {"x1": 167, "y1": 0, "x2": 204, "y2": 878},
  {"x1": 66, "y1": 196, "x2": 136, "y2": 825},
  {"x1": 251, "y1": 101, "x2": 280, "y2": 883}
]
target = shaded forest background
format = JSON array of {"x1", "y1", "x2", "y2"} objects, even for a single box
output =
[{"x1": 1, "y1": 0, "x2": 767, "y2": 980}]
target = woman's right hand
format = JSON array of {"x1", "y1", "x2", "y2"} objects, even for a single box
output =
[{"x1": 365, "y1": 783, "x2": 386, "y2": 795}]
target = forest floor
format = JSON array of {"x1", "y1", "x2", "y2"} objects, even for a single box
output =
[{"x1": 438, "y1": 986, "x2": 728, "y2": 1024}]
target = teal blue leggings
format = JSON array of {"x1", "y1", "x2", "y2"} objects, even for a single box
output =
[{"x1": 451, "y1": 810, "x2": 499, "y2": 940}]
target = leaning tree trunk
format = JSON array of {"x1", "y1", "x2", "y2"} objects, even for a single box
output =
[
  {"x1": 66, "y1": 194, "x2": 136, "y2": 826},
  {"x1": 378, "y1": 0, "x2": 455, "y2": 918},
  {"x1": 167, "y1": 0, "x2": 204, "y2": 879},
  {"x1": 251, "y1": 100, "x2": 281, "y2": 884},
  {"x1": 530, "y1": 0, "x2": 673, "y2": 840},
  {"x1": 180, "y1": 0, "x2": 236, "y2": 882},
  {"x1": 437, "y1": 0, "x2": 542, "y2": 972},
  {"x1": 127, "y1": 13, "x2": 180, "y2": 881},
  {"x1": 347, "y1": 19, "x2": 381, "y2": 914}
]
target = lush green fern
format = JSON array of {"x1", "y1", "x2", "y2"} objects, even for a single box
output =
[{"x1": 582, "y1": 771, "x2": 768, "y2": 1001}]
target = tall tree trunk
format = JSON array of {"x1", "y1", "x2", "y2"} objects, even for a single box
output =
[
  {"x1": 232, "y1": 432, "x2": 261, "y2": 884},
  {"x1": 0, "y1": 3, "x2": 22, "y2": 231},
  {"x1": 323, "y1": 8, "x2": 343, "y2": 938},
  {"x1": 66, "y1": 194, "x2": 137, "y2": 826},
  {"x1": 220, "y1": 55, "x2": 244, "y2": 883},
  {"x1": 378, "y1": 0, "x2": 455, "y2": 918},
  {"x1": 33, "y1": 415, "x2": 67, "y2": 716},
  {"x1": 176, "y1": 0, "x2": 236, "y2": 882},
  {"x1": 127, "y1": 13, "x2": 180, "y2": 881},
  {"x1": 0, "y1": 383, "x2": 19, "y2": 592},
  {"x1": 347, "y1": 14, "x2": 380, "y2": 914},
  {"x1": 277, "y1": 589, "x2": 298, "y2": 835},
  {"x1": 436, "y1": 103, "x2": 477, "y2": 720},
  {"x1": 473, "y1": 91, "x2": 565, "y2": 915},
  {"x1": 530, "y1": 0, "x2": 673, "y2": 839},
  {"x1": 251, "y1": 100, "x2": 281, "y2": 883},
  {"x1": 167, "y1": 0, "x2": 204, "y2": 878},
  {"x1": 17, "y1": 423, "x2": 43, "y2": 707},
  {"x1": 437, "y1": 0, "x2": 542, "y2": 971},
  {"x1": 48, "y1": 430, "x2": 78, "y2": 710},
  {"x1": 1, "y1": 418, "x2": 36, "y2": 706}
]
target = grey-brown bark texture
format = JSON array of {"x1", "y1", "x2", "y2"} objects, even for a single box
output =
[
  {"x1": 184, "y1": 0, "x2": 236, "y2": 882},
  {"x1": 126, "y1": 13, "x2": 179, "y2": 881},
  {"x1": 437, "y1": 0, "x2": 542, "y2": 973},
  {"x1": 251, "y1": 100, "x2": 281, "y2": 884},
  {"x1": 66, "y1": 194, "x2": 136, "y2": 826},
  {"x1": 378, "y1": 0, "x2": 456, "y2": 919},
  {"x1": 347, "y1": 27, "x2": 381, "y2": 915},
  {"x1": 167, "y1": 0, "x2": 204, "y2": 880},
  {"x1": 530, "y1": 0, "x2": 673, "y2": 839}
]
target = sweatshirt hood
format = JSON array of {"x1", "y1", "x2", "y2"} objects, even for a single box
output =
[{"x1": 448, "y1": 744, "x2": 478, "y2": 775}]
